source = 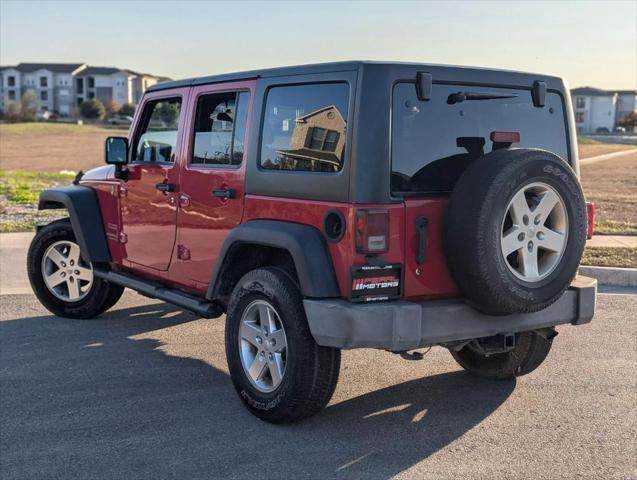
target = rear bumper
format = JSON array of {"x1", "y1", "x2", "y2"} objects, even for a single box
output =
[{"x1": 304, "y1": 275, "x2": 597, "y2": 351}]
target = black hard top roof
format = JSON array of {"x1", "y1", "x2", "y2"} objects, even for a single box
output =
[{"x1": 147, "y1": 60, "x2": 564, "y2": 93}]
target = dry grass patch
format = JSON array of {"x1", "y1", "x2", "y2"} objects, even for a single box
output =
[
  {"x1": 580, "y1": 152, "x2": 637, "y2": 235},
  {"x1": 578, "y1": 143, "x2": 635, "y2": 159},
  {"x1": 0, "y1": 123, "x2": 127, "y2": 172},
  {"x1": 581, "y1": 247, "x2": 637, "y2": 268}
]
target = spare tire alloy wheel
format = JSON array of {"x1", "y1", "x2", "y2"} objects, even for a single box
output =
[
  {"x1": 41, "y1": 240, "x2": 93, "y2": 302},
  {"x1": 238, "y1": 299, "x2": 288, "y2": 393},
  {"x1": 501, "y1": 182, "x2": 568, "y2": 282}
]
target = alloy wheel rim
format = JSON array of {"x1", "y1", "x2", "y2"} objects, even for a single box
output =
[
  {"x1": 238, "y1": 299, "x2": 288, "y2": 393},
  {"x1": 41, "y1": 240, "x2": 93, "y2": 302},
  {"x1": 500, "y1": 182, "x2": 569, "y2": 282}
]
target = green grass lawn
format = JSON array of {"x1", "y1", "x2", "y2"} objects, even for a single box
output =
[{"x1": 0, "y1": 171, "x2": 76, "y2": 203}]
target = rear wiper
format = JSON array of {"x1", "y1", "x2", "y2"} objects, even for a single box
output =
[{"x1": 447, "y1": 91, "x2": 518, "y2": 105}]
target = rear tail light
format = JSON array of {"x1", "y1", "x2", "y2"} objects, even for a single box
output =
[
  {"x1": 355, "y1": 209, "x2": 389, "y2": 254},
  {"x1": 586, "y1": 202, "x2": 595, "y2": 239}
]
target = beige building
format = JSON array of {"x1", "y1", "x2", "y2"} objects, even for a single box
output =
[{"x1": 276, "y1": 105, "x2": 347, "y2": 172}]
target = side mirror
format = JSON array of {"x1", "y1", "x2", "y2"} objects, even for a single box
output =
[
  {"x1": 105, "y1": 136, "x2": 128, "y2": 165},
  {"x1": 105, "y1": 136, "x2": 129, "y2": 180}
]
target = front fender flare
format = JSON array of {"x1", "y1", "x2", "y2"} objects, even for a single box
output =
[
  {"x1": 38, "y1": 186, "x2": 111, "y2": 263},
  {"x1": 207, "y1": 220, "x2": 340, "y2": 300}
]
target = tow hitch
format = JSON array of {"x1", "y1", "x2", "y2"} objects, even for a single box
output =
[{"x1": 459, "y1": 333, "x2": 516, "y2": 357}]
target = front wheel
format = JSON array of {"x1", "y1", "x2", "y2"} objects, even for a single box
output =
[
  {"x1": 27, "y1": 219, "x2": 124, "y2": 319},
  {"x1": 449, "y1": 330, "x2": 554, "y2": 380},
  {"x1": 225, "y1": 267, "x2": 340, "y2": 424}
]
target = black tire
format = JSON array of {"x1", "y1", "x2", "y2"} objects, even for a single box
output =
[
  {"x1": 225, "y1": 267, "x2": 340, "y2": 424},
  {"x1": 27, "y1": 218, "x2": 124, "y2": 319},
  {"x1": 450, "y1": 330, "x2": 554, "y2": 380},
  {"x1": 445, "y1": 148, "x2": 587, "y2": 315}
]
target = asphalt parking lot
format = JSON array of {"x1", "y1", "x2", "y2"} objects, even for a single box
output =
[{"x1": 1, "y1": 289, "x2": 635, "y2": 480}]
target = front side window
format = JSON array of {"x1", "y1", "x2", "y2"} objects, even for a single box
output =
[
  {"x1": 391, "y1": 82, "x2": 568, "y2": 195},
  {"x1": 132, "y1": 97, "x2": 182, "y2": 163},
  {"x1": 260, "y1": 83, "x2": 348, "y2": 173},
  {"x1": 191, "y1": 91, "x2": 250, "y2": 167}
]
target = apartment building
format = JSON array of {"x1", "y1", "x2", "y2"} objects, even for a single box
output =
[
  {"x1": 0, "y1": 63, "x2": 165, "y2": 116},
  {"x1": 571, "y1": 87, "x2": 637, "y2": 133}
]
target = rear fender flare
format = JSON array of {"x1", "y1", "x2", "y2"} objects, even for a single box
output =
[{"x1": 207, "y1": 220, "x2": 340, "y2": 300}]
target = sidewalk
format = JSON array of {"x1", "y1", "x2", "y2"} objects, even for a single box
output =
[
  {"x1": 1, "y1": 231, "x2": 635, "y2": 295},
  {"x1": 586, "y1": 235, "x2": 637, "y2": 248}
]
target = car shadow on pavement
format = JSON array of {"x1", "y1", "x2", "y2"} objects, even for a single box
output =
[{"x1": 1, "y1": 300, "x2": 515, "y2": 480}]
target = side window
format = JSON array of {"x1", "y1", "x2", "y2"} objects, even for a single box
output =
[
  {"x1": 260, "y1": 83, "x2": 349, "y2": 173},
  {"x1": 191, "y1": 91, "x2": 250, "y2": 167},
  {"x1": 132, "y1": 97, "x2": 182, "y2": 163}
]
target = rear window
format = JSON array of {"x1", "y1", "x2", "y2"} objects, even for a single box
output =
[
  {"x1": 391, "y1": 83, "x2": 568, "y2": 195},
  {"x1": 260, "y1": 83, "x2": 349, "y2": 173}
]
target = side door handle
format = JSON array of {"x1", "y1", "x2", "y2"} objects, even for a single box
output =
[
  {"x1": 212, "y1": 188, "x2": 235, "y2": 199},
  {"x1": 155, "y1": 182, "x2": 176, "y2": 193},
  {"x1": 415, "y1": 216, "x2": 428, "y2": 265}
]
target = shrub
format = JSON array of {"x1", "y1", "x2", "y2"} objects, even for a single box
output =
[
  {"x1": 119, "y1": 103, "x2": 136, "y2": 117},
  {"x1": 4, "y1": 101, "x2": 22, "y2": 123},
  {"x1": 20, "y1": 91, "x2": 38, "y2": 121},
  {"x1": 79, "y1": 98, "x2": 106, "y2": 120}
]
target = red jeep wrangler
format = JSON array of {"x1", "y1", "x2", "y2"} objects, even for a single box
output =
[{"x1": 27, "y1": 62, "x2": 596, "y2": 424}]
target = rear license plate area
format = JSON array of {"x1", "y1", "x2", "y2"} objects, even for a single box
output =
[{"x1": 350, "y1": 264, "x2": 401, "y2": 302}]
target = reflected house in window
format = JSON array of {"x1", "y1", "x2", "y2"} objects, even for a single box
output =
[{"x1": 275, "y1": 105, "x2": 346, "y2": 172}]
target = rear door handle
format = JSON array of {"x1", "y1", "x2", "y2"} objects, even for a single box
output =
[
  {"x1": 212, "y1": 188, "x2": 235, "y2": 199},
  {"x1": 155, "y1": 182, "x2": 176, "y2": 192},
  {"x1": 415, "y1": 216, "x2": 428, "y2": 265}
]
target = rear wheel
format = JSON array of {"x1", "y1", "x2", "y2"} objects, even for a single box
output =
[
  {"x1": 449, "y1": 330, "x2": 554, "y2": 380},
  {"x1": 27, "y1": 219, "x2": 124, "y2": 319},
  {"x1": 225, "y1": 267, "x2": 340, "y2": 424}
]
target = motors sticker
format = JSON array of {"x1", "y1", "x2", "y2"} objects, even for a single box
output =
[{"x1": 350, "y1": 264, "x2": 401, "y2": 302}]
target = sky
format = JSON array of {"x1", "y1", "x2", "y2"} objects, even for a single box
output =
[{"x1": 1, "y1": 0, "x2": 636, "y2": 90}]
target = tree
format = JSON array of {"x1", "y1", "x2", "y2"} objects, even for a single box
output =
[
  {"x1": 5, "y1": 101, "x2": 22, "y2": 123},
  {"x1": 119, "y1": 103, "x2": 136, "y2": 117},
  {"x1": 80, "y1": 98, "x2": 106, "y2": 120},
  {"x1": 103, "y1": 99, "x2": 121, "y2": 116},
  {"x1": 20, "y1": 91, "x2": 38, "y2": 121},
  {"x1": 157, "y1": 102, "x2": 179, "y2": 127},
  {"x1": 619, "y1": 111, "x2": 636, "y2": 130}
]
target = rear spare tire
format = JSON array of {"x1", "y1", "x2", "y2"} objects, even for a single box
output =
[{"x1": 445, "y1": 148, "x2": 587, "y2": 315}]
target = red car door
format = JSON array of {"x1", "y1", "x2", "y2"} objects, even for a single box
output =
[
  {"x1": 119, "y1": 87, "x2": 190, "y2": 271},
  {"x1": 170, "y1": 80, "x2": 255, "y2": 287}
]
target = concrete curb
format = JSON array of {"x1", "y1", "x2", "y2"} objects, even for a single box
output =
[{"x1": 579, "y1": 265, "x2": 637, "y2": 288}]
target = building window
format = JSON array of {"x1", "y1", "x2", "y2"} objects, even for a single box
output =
[
  {"x1": 575, "y1": 97, "x2": 585, "y2": 109},
  {"x1": 40, "y1": 91, "x2": 48, "y2": 101},
  {"x1": 575, "y1": 112, "x2": 585, "y2": 123},
  {"x1": 40, "y1": 77, "x2": 48, "y2": 87},
  {"x1": 8, "y1": 90, "x2": 16, "y2": 100},
  {"x1": 7, "y1": 76, "x2": 15, "y2": 87},
  {"x1": 76, "y1": 78, "x2": 83, "y2": 94},
  {"x1": 88, "y1": 92, "x2": 95, "y2": 99},
  {"x1": 88, "y1": 77, "x2": 95, "y2": 89},
  {"x1": 308, "y1": 127, "x2": 340, "y2": 152}
]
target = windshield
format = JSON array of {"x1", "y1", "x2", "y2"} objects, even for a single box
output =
[{"x1": 391, "y1": 83, "x2": 569, "y2": 195}]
